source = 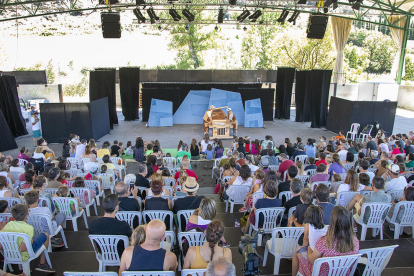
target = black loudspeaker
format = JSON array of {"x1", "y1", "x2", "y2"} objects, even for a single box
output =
[
  {"x1": 101, "y1": 12, "x2": 121, "y2": 38},
  {"x1": 306, "y1": 14, "x2": 328, "y2": 39}
]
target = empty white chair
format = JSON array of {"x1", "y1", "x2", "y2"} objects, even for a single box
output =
[
  {"x1": 387, "y1": 189, "x2": 404, "y2": 202},
  {"x1": 385, "y1": 201, "x2": 414, "y2": 239},
  {"x1": 358, "y1": 245, "x2": 398, "y2": 276},
  {"x1": 177, "y1": 209, "x2": 195, "y2": 232},
  {"x1": 306, "y1": 169, "x2": 317, "y2": 176},
  {"x1": 336, "y1": 191, "x2": 360, "y2": 207},
  {"x1": 263, "y1": 227, "x2": 305, "y2": 275},
  {"x1": 163, "y1": 157, "x2": 176, "y2": 169},
  {"x1": 85, "y1": 180, "x2": 103, "y2": 205},
  {"x1": 89, "y1": 235, "x2": 129, "y2": 272},
  {"x1": 359, "y1": 125, "x2": 373, "y2": 142},
  {"x1": 99, "y1": 173, "x2": 115, "y2": 194},
  {"x1": 122, "y1": 272, "x2": 174, "y2": 276},
  {"x1": 310, "y1": 181, "x2": 331, "y2": 192},
  {"x1": 278, "y1": 191, "x2": 293, "y2": 202},
  {"x1": 115, "y1": 211, "x2": 142, "y2": 231},
  {"x1": 177, "y1": 232, "x2": 206, "y2": 271},
  {"x1": 295, "y1": 155, "x2": 307, "y2": 163},
  {"x1": 65, "y1": 169, "x2": 82, "y2": 178},
  {"x1": 225, "y1": 185, "x2": 250, "y2": 213},
  {"x1": 26, "y1": 213, "x2": 68, "y2": 252},
  {"x1": 249, "y1": 207, "x2": 284, "y2": 246},
  {"x1": 311, "y1": 254, "x2": 361, "y2": 276},
  {"x1": 66, "y1": 158, "x2": 80, "y2": 170},
  {"x1": 52, "y1": 197, "x2": 88, "y2": 231},
  {"x1": 346, "y1": 123, "x2": 360, "y2": 140},
  {"x1": 181, "y1": 269, "x2": 206, "y2": 276},
  {"x1": 0, "y1": 232, "x2": 52, "y2": 276},
  {"x1": 142, "y1": 210, "x2": 174, "y2": 231},
  {"x1": 252, "y1": 192, "x2": 264, "y2": 207},
  {"x1": 18, "y1": 159, "x2": 28, "y2": 167},
  {"x1": 0, "y1": 197, "x2": 21, "y2": 208},
  {"x1": 64, "y1": 272, "x2": 118, "y2": 276},
  {"x1": 211, "y1": 159, "x2": 221, "y2": 178},
  {"x1": 164, "y1": 178, "x2": 175, "y2": 187},
  {"x1": 344, "y1": 163, "x2": 354, "y2": 172},
  {"x1": 354, "y1": 202, "x2": 392, "y2": 240},
  {"x1": 70, "y1": 188, "x2": 98, "y2": 217},
  {"x1": 296, "y1": 175, "x2": 310, "y2": 186}
]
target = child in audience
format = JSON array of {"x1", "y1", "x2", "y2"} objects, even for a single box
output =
[
  {"x1": 205, "y1": 144, "x2": 215, "y2": 160},
  {"x1": 131, "y1": 225, "x2": 146, "y2": 246},
  {"x1": 215, "y1": 140, "x2": 224, "y2": 159},
  {"x1": 331, "y1": 174, "x2": 343, "y2": 193},
  {"x1": 22, "y1": 169, "x2": 37, "y2": 189},
  {"x1": 74, "y1": 177, "x2": 95, "y2": 205},
  {"x1": 239, "y1": 169, "x2": 265, "y2": 212},
  {"x1": 55, "y1": 186, "x2": 83, "y2": 215},
  {"x1": 304, "y1": 157, "x2": 317, "y2": 171},
  {"x1": 302, "y1": 205, "x2": 328, "y2": 248},
  {"x1": 232, "y1": 137, "x2": 238, "y2": 151},
  {"x1": 288, "y1": 188, "x2": 313, "y2": 227}
]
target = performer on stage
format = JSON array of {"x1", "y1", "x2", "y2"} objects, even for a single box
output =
[
  {"x1": 228, "y1": 108, "x2": 238, "y2": 136},
  {"x1": 203, "y1": 105, "x2": 215, "y2": 134}
]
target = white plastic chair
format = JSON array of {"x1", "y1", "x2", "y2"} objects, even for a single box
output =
[
  {"x1": 0, "y1": 232, "x2": 52, "y2": 276},
  {"x1": 0, "y1": 197, "x2": 21, "y2": 208},
  {"x1": 177, "y1": 209, "x2": 195, "y2": 232},
  {"x1": 19, "y1": 188, "x2": 32, "y2": 195},
  {"x1": 26, "y1": 213, "x2": 68, "y2": 252},
  {"x1": 164, "y1": 178, "x2": 175, "y2": 187},
  {"x1": 344, "y1": 163, "x2": 354, "y2": 172},
  {"x1": 263, "y1": 227, "x2": 305, "y2": 275},
  {"x1": 9, "y1": 171, "x2": 21, "y2": 183},
  {"x1": 385, "y1": 201, "x2": 414, "y2": 239},
  {"x1": 70, "y1": 188, "x2": 98, "y2": 217},
  {"x1": 306, "y1": 169, "x2": 317, "y2": 176},
  {"x1": 110, "y1": 157, "x2": 126, "y2": 176},
  {"x1": 346, "y1": 123, "x2": 360, "y2": 140},
  {"x1": 66, "y1": 158, "x2": 81, "y2": 169},
  {"x1": 64, "y1": 273, "x2": 118, "y2": 276},
  {"x1": 98, "y1": 173, "x2": 115, "y2": 194},
  {"x1": 360, "y1": 190, "x2": 373, "y2": 196},
  {"x1": 288, "y1": 206, "x2": 296, "y2": 218},
  {"x1": 387, "y1": 189, "x2": 404, "y2": 202},
  {"x1": 311, "y1": 254, "x2": 361, "y2": 276},
  {"x1": 44, "y1": 188, "x2": 59, "y2": 196},
  {"x1": 81, "y1": 158, "x2": 91, "y2": 168},
  {"x1": 211, "y1": 159, "x2": 221, "y2": 178},
  {"x1": 85, "y1": 180, "x2": 103, "y2": 205},
  {"x1": 96, "y1": 158, "x2": 103, "y2": 164},
  {"x1": 339, "y1": 173, "x2": 348, "y2": 181},
  {"x1": 89, "y1": 235, "x2": 129, "y2": 272},
  {"x1": 39, "y1": 197, "x2": 53, "y2": 213},
  {"x1": 310, "y1": 181, "x2": 331, "y2": 192},
  {"x1": 283, "y1": 170, "x2": 288, "y2": 181},
  {"x1": 268, "y1": 165, "x2": 279, "y2": 171},
  {"x1": 115, "y1": 211, "x2": 142, "y2": 231},
  {"x1": 249, "y1": 207, "x2": 285, "y2": 246},
  {"x1": 172, "y1": 196, "x2": 185, "y2": 205},
  {"x1": 336, "y1": 191, "x2": 360, "y2": 207},
  {"x1": 163, "y1": 157, "x2": 176, "y2": 169},
  {"x1": 354, "y1": 202, "x2": 392, "y2": 240},
  {"x1": 142, "y1": 210, "x2": 174, "y2": 231},
  {"x1": 296, "y1": 175, "x2": 310, "y2": 186},
  {"x1": 220, "y1": 176, "x2": 233, "y2": 192},
  {"x1": 122, "y1": 272, "x2": 174, "y2": 276},
  {"x1": 65, "y1": 169, "x2": 82, "y2": 178},
  {"x1": 359, "y1": 125, "x2": 373, "y2": 142},
  {"x1": 295, "y1": 155, "x2": 307, "y2": 163},
  {"x1": 18, "y1": 159, "x2": 28, "y2": 167},
  {"x1": 358, "y1": 245, "x2": 398, "y2": 276},
  {"x1": 0, "y1": 213, "x2": 13, "y2": 223},
  {"x1": 278, "y1": 191, "x2": 293, "y2": 202},
  {"x1": 252, "y1": 191, "x2": 264, "y2": 207},
  {"x1": 52, "y1": 197, "x2": 88, "y2": 231},
  {"x1": 181, "y1": 269, "x2": 207, "y2": 276},
  {"x1": 161, "y1": 230, "x2": 175, "y2": 252},
  {"x1": 225, "y1": 185, "x2": 250, "y2": 213},
  {"x1": 177, "y1": 232, "x2": 206, "y2": 271}
]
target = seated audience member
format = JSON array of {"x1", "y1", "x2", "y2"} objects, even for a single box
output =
[
  {"x1": 328, "y1": 153, "x2": 345, "y2": 176},
  {"x1": 22, "y1": 170, "x2": 37, "y2": 189},
  {"x1": 110, "y1": 140, "x2": 120, "y2": 157},
  {"x1": 305, "y1": 139, "x2": 316, "y2": 159},
  {"x1": 292, "y1": 206, "x2": 359, "y2": 276},
  {"x1": 32, "y1": 175, "x2": 53, "y2": 208},
  {"x1": 359, "y1": 173, "x2": 371, "y2": 187},
  {"x1": 267, "y1": 150, "x2": 279, "y2": 166},
  {"x1": 304, "y1": 157, "x2": 317, "y2": 171},
  {"x1": 101, "y1": 154, "x2": 115, "y2": 171},
  {"x1": 96, "y1": 143, "x2": 111, "y2": 158},
  {"x1": 81, "y1": 146, "x2": 93, "y2": 159},
  {"x1": 0, "y1": 163, "x2": 14, "y2": 184},
  {"x1": 0, "y1": 176, "x2": 19, "y2": 199},
  {"x1": 288, "y1": 188, "x2": 313, "y2": 227},
  {"x1": 133, "y1": 137, "x2": 145, "y2": 163},
  {"x1": 205, "y1": 256, "x2": 236, "y2": 276},
  {"x1": 383, "y1": 164, "x2": 408, "y2": 192},
  {"x1": 144, "y1": 180, "x2": 172, "y2": 211},
  {"x1": 258, "y1": 141, "x2": 274, "y2": 160},
  {"x1": 183, "y1": 220, "x2": 232, "y2": 269},
  {"x1": 315, "y1": 184, "x2": 335, "y2": 224},
  {"x1": 134, "y1": 164, "x2": 150, "y2": 189},
  {"x1": 316, "y1": 152, "x2": 327, "y2": 167},
  {"x1": 119, "y1": 219, "x2": 177, "y2": 273},
  {"x1": 251, "y1": 140, "x2": 261, "y2": 156},
  {"x1": 151, "y1": 145, "x2": 163, "y2": 159},
  {"x1": 405, "y1": 140, "x2": 414, "y2": 155},
  {"x1": 1, "y1": 204, "x2": 55, "y2": 273},
  {"x1": 330, "y1": 174, "x2": 343, "y2": 193},
  {"x1": 296, "y1": 161, "x2": 307, "y2": 176},
  {"x1": 348, "y1": 141, "x2": 360, "y2": 155},
  {"x1": 19, "y1": 162, "x2": 34, "y2": 182},
  {"x1": 391, "y1": 141, "x2": 405, "y2": 160},
  {"x1": 278, "y1": 166, "x2": 298, "y2": 194},
  {"x1": 232, "y1": 151, "x2": 245, "y2": 166},
  {"x1": 336, "y1": 170, "x2": 372, "y2": 205},
  {"x1": 130, "y1": 225, "x2": 146, "y2": 246},
  {"x1": 73, "y1": 177, "x2": 95, "y2": 204},
  {"x1": 343, "y1": 152, "x2": 355, "y2": 165},
  {"x1": 369, "y1": 150, "x2": 380, "y2": 165},
  {"x1": 239, "y1": 169, "x2": 266, "y2": 212},
  {"x1": 173, "y1": 178, "x2": 204, "y2": 214},
  {"x1": 218, "y1": 150, "x2": 232, "y2": 169},
  {"x1": 115, "y1": 182, "x2": 140, "y2": 212},
  {"x1": 324, "y1": 144, "x2": 336, "y2": 156},
  {"x1": 406, "y1": 153, "x2": 414, "y2": 168},
  {"x1": 9, "y1": 159, "x2": 24, "y2": 175},
  {"x1": 366, "y1": 135, "x2": 377, "y2": 156},
  {"x1": 359, "y1": 160, "x2": 375, "y2": 183},
  {"x1": 174, "y1": 160, "x2": 198, "y2": 181},
  {"x1": 146, "y1": 143, "x2": 154, "y2": 156},
  {"x1": 47, "y1": 167, "x2": 63, "y2": 188},
  {"x1": 387, "y1": 186, "x2": 414, "y2": 231},
  {"x1": 75, "y1": 139, "x2": 87, "y2": 159},
  {"x1": 37, "y1": 139, "x2": 55, "y2": 159},
  {"x1": 292, "y1": 143, "x2": 307, "y2": 161},
  {"x1": 84, "y1": 155, "x2": 99, "y2": 172},
  {"x1": 185, "y1": 197, "x2": 216, "y2": 232},
  {"x1": 283, "y1": 178, "x2": 304, "y2": 216},
  {"x1": 310, "y1": 164, "x2": 329, "y2": 183},
  {"x1": 376, "y1": 160, "x2": 389, "y2": 177},
  {"x1": 18, "y1": 146, "x2": 31, "y2": 162},
  {"x1": 316, "y1": 136, "x2": 327, "y2": 152},
  {"x1": 89, "y1": 195, "x2": 132, "y2": 257},
  {"x1": 215, "y1": 140, "x2": 225, "y2": 159},
  {"x1": 242, "y1": 180, "x2": 281, "y2": 234},
  {"x1": 222, "y1": 165, "x2": 252, "y2": 201},
  {"x1": 277, "y1": 153, "x2": 295, "y2": 179},
  {"x1": 222, "y1": 159, "x2": 239, "y2": 177}
]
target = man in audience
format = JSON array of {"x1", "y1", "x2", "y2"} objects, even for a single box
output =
[
  {"x1": 75, "y1": 139, "x2": 87, "y2": 159},
  {"x1": 359, "y1": 160, "x2": 375, "y2": 183},
  {"x1": 233, "y1": 150, "x2": 245, "y2": 166},
  {"x1": 277, "y1": 153, "x2": 295, "y2": 179},
  {"x1": 315, "y1": 184, "x2": 335, "y2": 224},
  {"x1": 115, "y1": 182, "x2": 140, "y2": 212},
  {"x1": 84, "y1": 155, "x2": 99, "y2": 173},
  {"x1": 177, "y1": 143, "x2": 191, "y2": 159},
  {"x1": 369, "y1": 150, "x2": 379, "y2": 165},
  {"x1": 205, "y1": 257, "x2": 236, "y2": 276},
  {"x1": 261, "y1": 135, "x2": 273, "y2": 149},
  {"x1": 47, "y1": 167, "x2": 63, "y2": 188},
  {"x1": 396, "y1": 134, "x2": 405, "y2": 148},
  {"x1": 89, "y1": 195, "x2": 132, "y2": 257},
  {"x1": 17, "y1": 146, "x2": 31, "y2": 162},
  {"x1": 291, "y1": 143, "x2": 307, "y2": 160},
  {"x1": 174, "y1": 160, "x2": 198, "y2": 181},
  {"x1": 337, "y1": 142, "x2": 349, "y2": 162},
  {"x1": 96, "y1": 143, "x2": 111, "y2": 158},
  {"x1": 278, "y1": 166, "x2": 298, "y2": 194},
  {"x1": 118, "y1": 219, "x2": 177, "y2": 273},
  {"x1": 375, "y1": 152, "x2": 392, "y2": 168},
  {"x1": 172, "y1": 178, "x2": 204, "y2": 214},
  {"x1": 304, "y1": 157, "x2": 317, "y2": 170},
  {"x1": 405, "y1": 140, "x2": 414, "y2": 155},
  {"x1": 111, "y1": 140, "x2": 120, "y2": 157},
  {"x1": 283, "y1": 178, "x2": 303, "y2": 216},
  {"x1": 134, "y1": 164, "x2": 150, "y2": 188},
  {"x1": 258, "y1": 141, "x2": 274, "y2": 160},
  {"x1": 383, "y1": 164, "x2": 408, "y2": 192},
  {"x1": 366, "y1": 136, "x2": 377, "y2": 156},
  {"x1": 316, "y1": 152, "x2": 327, "y2": 166}
]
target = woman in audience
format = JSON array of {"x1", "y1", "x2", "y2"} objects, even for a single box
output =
[
  {"x1": 131, "y1": 225, "x2": 146, "y2": 246},
  {"x1": 69, "y1": 142, "x2": 77, "y2": 158},
  {"x1": 391, "y1": 141, "x2": 405, "y2": 160},
  {"x1": 0, "y1": 176, "x2": 19, "y2": 198},
  {"x1": 19, "y1": 162, "x2": 33, "y2": 182},
  {"x1": 151, "y1": 145, "x2": 163, "y2": 159},
  {"x1": 74, "y1": 176, "x2": 95, "y2": 205},
  {"x1": 296, "y1": 161, "x2": 307, "y2": 176},
  {"x1": 8, "y1": 159, "x2": 23, "y2": 175},
  {"x1": 133, "y1": 137, "x2": 145, "y2": 163},
  {"x1": 62, "y1": 140, "x2": 70, "y2": 158},
  {"x1": 286, "y1": 142, "x2": 295, "y2": 158},
  {"x1": 146, "y1": 155, "x2": 158, "y2": 177},
  {"x1": 144, "y1": 180, "x2": 172, "y2": 211},
  {"x1": 395, "y1": 155, "x2": 405, "y2": 165},
  {"x1": 215, "y1": 140, "x2": 224, "y2": 159},
  {"x1": 33, "y1": 146, "x2": 47, "y2": 162},
  {"x1": 378, "y1": 138, "x2": 389, "y2": 155},
  {"x1": 37, "y1": 139, "x2": 55, "y2": 158},
  {"x1": 328, "y1": 153, "x2": 345, "y2": 176},
  {"x1": 22, "y1": 169, "x2": 37, "y2": 189},
  {"x1": 343, "y1": 152, "x2": 354, "y2": 165},
  {"x1": 239, "y1": 169, "x2": 266, "y2": 212},
  {"x1": 147, "y1": 173, "x2": 170, "y2": 196},
  {"x1": 305, "y1": 138, "x2": 316, "y2": 159},
  {"x1": 81, "y1": 145, "x2": 93, "y2": 159},
  {"x1": 316, "y1": 136, "x2": 327, "y2": 152},
  {"x1": 251, "y1": 139, "x2": 261, "y2": 156},
  {"x1": 324, "y1": 144, "x2": 335, "y2": 156},
  {"x1": 190, "y1": 139, "x2": 201, "y2": 160},
  {"x1": 292, "y1": 206, "x2": 359, "y2": 276},
  {"x1": 200, "y1": 134, "x2": 213, "y2": 154},
  {"x1": 223, "y1": 165, "x2": 252, "y2": 201},
  {"x1": 186, "y1": 197, "x2": 216, "y2": 231},
  {"x1": 237, "y1": 138, "x2": 246, "y2": 157},
  {"x1": 177, "y1": 140, "x2": 185, "y2": 152},
  {"x1": 336, "y1": 169, "x2": 372, "y2": 205},
  {"x1": 88, "y1": 139, "x2": 98, "y2": 155}
]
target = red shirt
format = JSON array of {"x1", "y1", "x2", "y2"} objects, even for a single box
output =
[
  {"x1": 237, "y1": 159, "x2": 246, "y2": 166},
  {"x1": 153, "y1": 164, "x2": 159, "y2": 173},
  {"x1": 316, "y1": 159, "x2": 327, "y2": 166},
  {"x1": 174, "y1": 169, "x2": 198, "y2": 181},
  {"x1": 278, "y1": 160, "x2": 295, "y2": 176},
  {"x1": 245, "y1": 141, "x2": 251, "y2": 153}
]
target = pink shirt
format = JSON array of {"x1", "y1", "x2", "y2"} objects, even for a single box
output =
[{"x1": 251, "y1": 144, "x2": 260, "y2": 155}]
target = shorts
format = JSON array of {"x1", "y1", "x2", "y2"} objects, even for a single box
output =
[
  {"x1": 33, "y1": 129, "x2": 41, "y2": 138},
  {"x1": 32, "y1": 233, "x2": 47, "y2": 252}
]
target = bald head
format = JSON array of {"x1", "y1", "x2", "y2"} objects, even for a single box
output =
[
  {"x1": 205, "y1": 257, "x2": 235, "y2": 276},
  {"x1": 115, "y1": 181, "x2": 128, "y2": 196},
  {"x1": 145, "y1": 219, "x2": 166, "y2": 243}
]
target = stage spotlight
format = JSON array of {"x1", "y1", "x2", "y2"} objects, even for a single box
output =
[
  {"x1": 324, "y1": 0, "x2": 332, "y2": 7},
  {"x1": 248, "y1": 10, "x2": 262, "y2": 23},
  {"x1": 287, "y1": 10, "x2": 300, "y2": 24},
  {"x1": 218, "y1": 7, "x2": 224, "y2": 23},
  {"x1": 158, "y1": 25, "x2": 162, "y2": 30},
  {"x1": 133, "y1": 8, "x2": 146, "y2": 23},
  {"x1": 229, "y1": 0, "x2": 236, "y2": 5},
  {"x1": 215, "y1": 25, "x2": 218, "y2": 31},
  {"x1": 243, "y1": 26, "x2": 247, "y2": 31},
  {"x1": 277, "y1": 9, "x2": 289, "y2": 24},
  {"x1": 352, "y1": 0, "x2": 362, "y2": 10},
  {"x1": 237, "y1": 9, "x2": 251, "y2": 22},
  {"x1": 147, "y1": 7, "x2": 159, "y2": 24},
  {"x1": 182, "y1": 8, "x2": 195, "y2": 22},
  {"x1": 169, "y1": 8, "x2": 181, "y2": 21}
]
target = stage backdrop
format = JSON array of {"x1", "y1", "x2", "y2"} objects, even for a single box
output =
[
  {"x1": 119, "y1": 67, "x2": 140, "y2": 121},
  {"x1": 326, "y1": 97, "x2": 397, "y2": 136},
  {"x1": 0, "y1": 108, "x2": 18, "y2": 151},
  {"x1": 275, "y1": 67, "x2": 296, "y2": 119},
  {"x1": 40, "y1": 98, "x2": 110, "y2": 143}
]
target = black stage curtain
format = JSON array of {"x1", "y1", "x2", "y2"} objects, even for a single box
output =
[
  {"x1": 275, "y1": 68, "x2": 296, "y2": 119},
  {"x1": 309, "y1": 70, "x2": 332, "y2": 128},
  {"x1": 0, "y1": 75, "x2": 28, "y2": 137},
  {"x1": 0, "y1": 109, "x2": 18, "y2": 151},
  {"x1": 237, "y1": 88, "x2": 275, "y2": 121},
  {"x1": 295, "y1": 71, "x2": 307, "y2": 122},
  {"x1": 302, "y1": 71, "x2": 312, "y2": 122},
  {"x1": 89, "y1": 69, "x2": 117, "y2": 128},
  {"x1": 320, "y1": 70, "x2": 332, "y2": 127},
  {"x1": 119, "y1": 67, "x2": 140, "y2": 121}
]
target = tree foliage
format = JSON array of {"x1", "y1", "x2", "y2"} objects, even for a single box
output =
[{"x1": 402, "y1": 56, "x2": 414, "y2": 81}]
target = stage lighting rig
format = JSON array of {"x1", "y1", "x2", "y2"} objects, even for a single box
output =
[
  {"x1": 136, "y1": 0, "x2": 145, "y2": 5},
  {"x1": 218, "y1": 7, "x2": 224, "y2": 23},
  {"x1": 182, "y1": 8, "x2": 195, "y2": 22},
  {"x1": 147, "y1": 7, "x2": 159, "y2": 24},
  {"x1": 277, "y1": 9, "x2": 289, "y2": 24},
  {"x1": 352, "y1": 0, "x2": 362, "y2": 10},
  {"x1": 287, "y1": 10, "x2": 300, "y2": 24},
  {"x1": 248, "y1": 10, "x2": 262, "y2": 23},
  {"x1": 133, "y1": 8, "x2": 146, "y2": 23},
  {"x1": 169, "y1": 8, "x2": 181, "y2": 21},
  {"x1": 237, "y1": 9, "x2": 251, "y2": 22},
  {"x1": 229, "y1": 0, "x2": 237, "y2": 5},
  {"x1": 297, "y1": 0, "x2": 306, "y2": 4}
]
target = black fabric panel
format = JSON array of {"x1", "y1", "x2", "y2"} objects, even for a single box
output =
[
  {"x1": 141, "y1": 87, "x2": 180, "y2": 122},
  {"x1": 295, "y1": 71, "x2": 308, "y2": 122},
  {"x1": 238, "y1": 88, "x2": 275, "y2": 121},
  {"x1": 319, "y1": 70, "x2": 332, "y2": 127},
  {"x1": 302, "y1": 72, "x2": 312, "y2": 122},
  {"x1": 326, "y1": 97, "x2": 352, "y2": 134},
  {"x1": 90, "y1": 98, "x2": 111, "y2": 140},
  {"x1": 119, "y1": 67, "x2": 140, "y2": 121},
  {"x1": 275, "y1": 68, "x2": 295, "y2": 119},
  {"x1": 89, "y1": 69, "x2": 117, "y2": 128},
  {"x1": 0, "y1": 109, "x2": 18, "y2": 151},
  {"x1": 372, "y1": 101, "x2": 398, "y2": 135},
  {"x1": 275, "y1": 69, "x2": 284, "y2": 119},
  {"x1": 39, "y1": 103, "x2": 67, "y2": 143},
  {"x1": 0, "y1": 75, "x2": 28, "y2": 137},
  {"x1": 310, "y1": 70, "x2": 324, "y2": 128},
  {"x1": 65, "y1": 103, "x2": 92, "y2": 140}
]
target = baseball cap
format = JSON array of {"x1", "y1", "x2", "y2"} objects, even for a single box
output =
[{"x1": 388, "y1": 164, "x2": 400, "y2": 173}]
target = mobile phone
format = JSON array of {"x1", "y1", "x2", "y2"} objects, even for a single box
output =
[{"x1": 130, "y1": 184, "x2": 135, "y2": 189}]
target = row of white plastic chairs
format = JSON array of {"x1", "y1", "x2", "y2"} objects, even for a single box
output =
[{"x1": 63, "y1": 271, "x2": 205, "y2": 276}]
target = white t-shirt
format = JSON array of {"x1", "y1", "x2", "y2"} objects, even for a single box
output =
[
  {"x1": 379, "y1": 143, "x2": 389, "y2": 153},
  {"x1": 384, "y1": 176, "x2": 408, "y2": 192},
  {"x1": 200, "y1": 140, "x2": 213, "y2": 152},
  {"x1": 84, "y1": 162, "x2": 99, "y2": 173},
  {"x1": 32, "y1": 152, "x2": 45, "y2": 159},
  {"x1": 31, "y1": 116, "x2": 40, "y2": 131},
  {"x1": 75, "y1": 144, "x2": 86, "y2": 159},
  {"x1": 232, "y1": 142, "x2": 238, "y2": 151},
  {"x1": 337, "y1": 183, "x2": 366, "y2": 206},
  {"x1": 9, "y1": 167, "x2": 24, "y2": 174},
  {"x1": 309, "y1": 224, "x2": 329, "y2": 250},
  {"x1": 226, "y1": 177, "x2": 253, "y2": 198}
]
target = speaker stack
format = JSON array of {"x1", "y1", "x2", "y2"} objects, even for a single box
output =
[
  {"x1": 101, "y1": 12, "x2": 121, "y2": 38},
  {"x1": 306, "y1": 14, "x2": 328, "y2": 39}
]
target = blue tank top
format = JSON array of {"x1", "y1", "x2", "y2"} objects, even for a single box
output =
[{"x1": 127, "y1": 245, "x2": 166, "y2": 271}]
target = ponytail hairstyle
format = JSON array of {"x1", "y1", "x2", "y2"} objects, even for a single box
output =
[
  {"x1": 205, "y1": 219, "x2": 224, "y2": 261},
  {"x1": 332, "y1": 153, "x2": 344, "y2": 167},
  {"x1": 177, "y1": 140, "x2": 184, "y2": 151},
  {"x1": 191, "y1": 139, "x2": 197, "y2": 150},
  {"x1": 395, "y1": 141, "x2": 403, "y2": 153}
]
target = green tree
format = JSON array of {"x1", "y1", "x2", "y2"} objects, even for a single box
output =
[
  {"x1": 347, "y1": 28, "x2": 369, "y2": 47},
  {"x1": 344, "y1": 42, "x2": 369, "y2": 70},
  {"x1": 402, "y1": 56, "x2": 414, "y2": 81},
  {"x1": 362, "y1": 30, "x2": 397, "y2": 73},
  {"x1": 46, "y1": 59, "x2": 56, "y2": 84}
]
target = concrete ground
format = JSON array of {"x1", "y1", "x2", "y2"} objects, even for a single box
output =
[{"x1": 3, "y1": 107, "x2": 414, "y2": 158}]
